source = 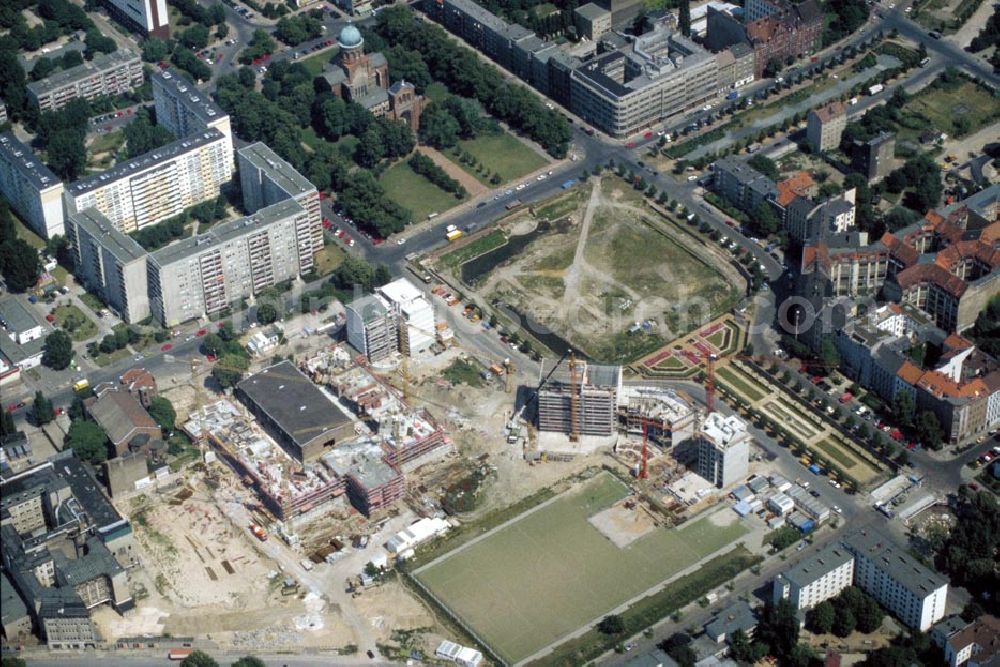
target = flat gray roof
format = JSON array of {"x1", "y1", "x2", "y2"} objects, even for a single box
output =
[
  {"x1": 70, "y1": 207, "x2": 147, "y2": 264},
  {"x1": 68, "y1": 128, "x2": 224, "y2": 196},
  {"x1": 844, "y1": 530, "x2": 949, "y2": 593},
  {"x1": 1, "y1": 571, "x2": 28, "y2": 625},
  {"x1": 26, "y1": 49, "x2": 139, "y2": 96},
  {"x1": 541, "y1": 358, "x2": 621, "y2": 389},
  {"x1": 779, "y1": 543, "x2": 853, "y2": 589},
  {"x1": 0, "y1": 296, "x2": 44, "y2": 334},
  {"x1": 238, "y1": 142, "x2": 315, "y2": 197},
  {"x1": 0, "y1": 131, "x2": 61, "y2": 190},
  {"x1": 576, "y1": 3, "x2": 610, "y2": 20},
  {"x1": 149, "y1": 197, "x2": 304, "y2": 267},
  {"x1": 152, "y1": 68, "x2": 227, "y2": 126}
]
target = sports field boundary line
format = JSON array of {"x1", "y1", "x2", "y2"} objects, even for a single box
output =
[{"x1": 411, "y1": 471, "x2": 628, "y2": 576}]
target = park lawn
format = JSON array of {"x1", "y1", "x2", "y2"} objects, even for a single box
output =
[
  {"x1": 415, "y1": 473, "x2": 748, "y2": 664},
  {"x1": 813, "y1": 438, "x2": 860, "y2": 470},
  {"x1": 313, "y1": 243, "x2": 347, "y2": 276},
  {"x1": 904, "y1": 79, "x2": 1000, "y2": 139},
  {"x1": 79, "y1": 292, "x2": 106, "y2": 314},
  {"x1": 717, "y1": 366, "x2": 766, "y2": 402},
  {"x1": 380, "y1": 160, "x2": 464, "y2": 222},
  {"x1": 456, "y1": 130, "x2": 547, "y2": 184},
  {"x1": 298, "y1": 47, "x2": 339, "y2": 77},
  {"x1": 53, "y1": 305, "x2": 98, "y2": 342}
]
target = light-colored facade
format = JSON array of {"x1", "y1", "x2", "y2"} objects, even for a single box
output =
[
  {"x1": 537, "y1": 361, "x2": 622, "y2": 437},
  {"x1": 807, "y1": 100, "x2": 846, "y2": 153},
  {"x1": 65, "y1": 128, "x2": 233, "y2": 234},
  {"x1": 147, "y1": 199, "x2": 312, "y2": 326},
  {"x1": 772, "y1": 544, "x2": 854, "y2": 610},
  {"x1": 844, "y1": 530, "x2": 948, "y2": 631},
  {"x1": 574, "y1": 3, "x2": 612, "y2": 40},
  {"x1": 345, "y1": 294, "x2": 398, "y2": 362},
  {"x1": 378, "y1": 278, "x2": 436, "y2": 356},
  {"x1": 26, "y1": 50, "x2": 143, "y2": 113},
  {"x1": 944, "y1": 615, "x2": 1000, "y2": 667},
  {"x1": 99, "y1": 0, "x2": 169, "y2": 37},
  {"x1": 151, "y1": 68, "x2": 232, "y2": 148},
  {"x1": 697, "y1": 412, "x2": 750, "y2": 488},
  {"x1": 0, "y1": 132, "x2": 64, "y2": 238},
  {"x1": 64, "y1": 208, "x2": 149, "y2": 323},
  {"x1": 237, "y1": 143, "x2": 322, "y2": 275},
  {"x1": 571, "y1": 30, "x2": 718, "y2": 138}
]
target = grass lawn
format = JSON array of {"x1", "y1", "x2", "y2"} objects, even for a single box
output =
[
  {"x1": 903, "y1": 79, "x2": 1000, "y2": 139},
  {"x1": 52, "y1": 305, "x2": 98, "y2": 342},
  {"x1": 89, "y1": 130, "x2": 125, "y2": 156},
  {"x1": 380, "y1": 160, "x2": 465, "y2": 222},
  {"x1": 298, "y1": 47, "x2": 339, "y2": 77},
  {"x1": 414, "y1": 472, "x2": 748, "y2": 664},
  {"x1": 12, "y1": 214, "x2": 46, "y2": 250},
  {"x1": 455, "y1": 130, "x2": 547, "y2": 184},
  {"x1": 79, "y1": 292, "x2": 106, "y2": 314},
  {"x1": 532, "y1": 185, "x2": 588, "y2": 221},
  {"x1": 313, "y1": 243, "x2": 347, "y2": 276},
  {"x1": 717, "y1": 366, "x2": 766, "y2": 402},
  {"x1": 440, "y1": 229, "x2": 506, "y2": 268},
  {"x1": 441, "y1": 359, "x2": 485, "y2": 387},
  {"x1": 425, "y1": 81, "x2": 448, "y2": 104},
  {"x1": 814, "y1": 439, "x2": 860, "y2": 470},
  {"x1": 92, "y1": 348, "x2": 130, "y2": 368}
]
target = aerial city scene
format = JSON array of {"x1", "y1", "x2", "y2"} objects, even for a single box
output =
[{"x1": 0, "y1": 0, "x2": 998, "y2": 663}]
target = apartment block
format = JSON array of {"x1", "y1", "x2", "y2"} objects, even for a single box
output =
[
  {"x1": 151, "y1": 68, "x2": 232, "y2": 147},
  {"x1": 537, "y1": 360, "x2": 622, "y2": 437},
  {"x1": 844, "y1": 530, "x2": 948, "y2": 631},
  {"x1": 851, "y1": 131, "x2": 895, "y2": 183},
  {"x1": 346, "y1": 294, "x2": 398, "y2": 362},
  {"x1": 943, "y1": 615, "x2": 1000, "y2": 667},
  {"x1": 65, "y1": 128, "x2": 233, "y2": 234},
  {"x1": 714, "y1": 155, "x2": 777, "y2": 213},
  {"x1": 697, "y1": 412, "x2": 750, "y2": 488},
  {"x1": 574, "y1": 3, "x2": 612, "y2": 40},
  {"x1": 570, "y1": 29, "x2": 718, "y2": 138},
  {"x1": 26, "y1": 50, "x2": 143, "y2": 113},
  {"x1": 807, "y1": 100, "x2": 847, "y2": 153},
  {"x1": 800, "y1": 232, "x2": 888, "y2": 297},
  {"x1": 64, "y1": 208, "x2": 149, "y2": 323},
  {"x1": 772, "y1": 544, "x2": 855, "y2": 610},
  {"x1": 378, "y1": 278, "x2": 436, "y2": 355},
  {"x1": 99, "y1": 0, "x2": 169, "y2": 38},
  {"x1": 237, "y1": 142, "x2": 322, "y2": 274},
  {"x1": 147, "y1": 199, "x2": 312, "y2": 326},
  {"x1": 0, "y1": 132, "x2": 64, "y2": 238}
]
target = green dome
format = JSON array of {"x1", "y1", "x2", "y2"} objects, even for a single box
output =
[{"x1": 338, "y1": 24, "x2": 363, "y2": 49}]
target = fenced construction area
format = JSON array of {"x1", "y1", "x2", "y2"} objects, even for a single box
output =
[{"x1": 412, "y1": 472, "x2": 749, "y2": 664}]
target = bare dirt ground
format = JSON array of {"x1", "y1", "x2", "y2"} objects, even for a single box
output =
[
  {"x1": 417, "y1": 147, "x2": 488, "y2": 198},
  {"x1": 588, "y1": 501, "x2": 658, "y2": 547}
]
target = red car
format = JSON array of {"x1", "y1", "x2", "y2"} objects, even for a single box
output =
[
  {"x1": 196, "y1": 328, "x2": 207, "y2": 337},
  {"x1": 160, "y1": 343, "x2": 173, "y2": 352},
  {"x1": 625, "y1": 142, "x2": 635, "y2": 148},
  {"x1": 372, "y1": 237, "x2": 385, "y2": 246},
  {"x1": 46, "y1": 314, "x2": 55, "y2": 322},
  {"x1": 206, "y1": 354, "x2": 217, "y2": 362},
  {"x1": 643, "y1": 131, "x2": 653, "y2": 139}
]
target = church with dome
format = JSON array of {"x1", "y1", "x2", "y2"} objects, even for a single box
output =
[{"x1": 321, "y1": 24, "x2": 425, "y2": 132}]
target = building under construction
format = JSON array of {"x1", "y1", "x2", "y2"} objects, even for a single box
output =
[
  {"x1": 617, "y1": 386, "x2": 696, "y2": 447},
  {"x1": 537, "y1": 358, "x2": 622, "y2": 437},
  {"x1": 322, "y1": 441, "x2": 405, "y2": 516}
]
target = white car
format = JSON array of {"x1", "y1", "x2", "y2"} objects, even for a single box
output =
[
  {"x1": 396, "y1": 237, "x2": 406, "y2": 245},
  {"x1": 515, "y1": 183, "x2": 526, "y2": 191},
  {"x1": 904, "y1": 5, "x2": 911, "y2": 11}
]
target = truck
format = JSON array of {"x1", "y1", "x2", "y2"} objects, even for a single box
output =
[
  {"x1": 446, "y1": 229, "x2": 464, "y2": 242},
  {"x1": 72, "y1": 379, "x2": 89, "y2": 392},
  {"x1": 505, "y1": 199, "x2": 522, "y2": 210},
  {"x1": 868, "y1": 83, "x2": 884, "y2": 96},
  {"x1": 249, "y1": 524, "x2": 267, "y2": 541},
  {"x1": 168, "y1": 649, "x2": 194, "y2": 660}
]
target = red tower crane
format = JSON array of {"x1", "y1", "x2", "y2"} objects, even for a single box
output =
[{"x1": 705, "y1": 353, "x2": 717, "y2": 414}]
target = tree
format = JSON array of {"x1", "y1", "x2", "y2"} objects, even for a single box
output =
[
  {"x1": 202, "y1": 333, "x2": 224, "y2": 357},
  {"x1": 124, "y1": 108, "x2": 175, "y2": 158},
  {"x1": 84, "y1": 28, "x2": 116, "y2": 59},
  {"x1": 756, "y1": 600, "x2": 799, "y2": 661},
  {"x1": 967, "y1": 295, "x2": 1000, "y2": 357},
  {"x1": 2, "y1": 657, "x2": 28, "y2": 667},
  {"x1": 46, "y1": 129, "x2": 86, "y2": 180},
  {"x1": 217, "y1": 321, "x2": 236, "y2": 341},
  {"x1": 0, "y1": 236, "x2": 42, "y2": 292},
  {"x1": 420, "y1": 104, "x2": 460, "y2": 149},
  {"x1": 808, "y1": 600, "x2": 835, "y2": 634},
  {"x1": 915, "y1": 410, "x2": 944, "y2": 449},
  {"x1": 748, "y1": 154, "x2": 779, "y2": 180},
  {"x1": 332, "y1": 255, "x2": 375, "y2": 293},
  {"x1": 256, "y1": 303, "x2": 278, "y2": 325},
  {"x1": 42, "y1": 329, "x2": 74, "y2": 370},
  {"x1": 1, "y1": 410, "x2": 17, "y2": 440},
  {"x1": 855, "y1": 595, "x2": 885, "y2": 633},
  {"x1": 31, "y1": 56, "x2": 56, "y2": 81},
  {"x1": 230, "y1": 658, "x2": 266, "y2": 667},
  {"x1": 891, "y1": 390, "x2": 916, "y2": 424},
  {"x1": 180, "y1": 651, "x2": 219, "y2": 667},
  {"x1": 180, "y1": 23, "x2": 210, "y2": 50},
  {"x1": 820, "y1": 336, "x2": 841, "y2": 368},
  {"x1": 147, "y1": 397, "x2": 176, "y2": 433},
  {"x1": 598, "y1": 614, "x2": 625, "y2": 635},
  {"x1": 32, "y1": 391, "x2": 55, "y2": 425},
  {"x1": 65, "y1": 420, "x2": 109, "y2": 464},
  {"x1": 678, "y1": 0, "x2": 691, "y2": 35},
  {"x1": 752, "y1": 202, "x2": 780, "y2": 235},
  {"x1": 212, "y1": 354, "x2": 249, "y2": 389},
  {"x1": 833, "y1": 606, "x2": 857, "y2": 637}
]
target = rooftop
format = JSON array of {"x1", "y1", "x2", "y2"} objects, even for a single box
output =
[
  {"x1": 69, "y1": 207, "x2": 147, "y2": 264},
  {"x1": 238, "y1": 142, "x2": 316, "y2": 198},
  {"x1": 53, "y1": 449, "x2": 126, "y2": 531},
  {"x1": 541, "y1": 358, "x2": 622, "y2": 390},
  {"x1": 150, "y1": 198, "x2": 304, "y2": 267},
  {"x1": 379, "y1": 277, "x2": 423, "y2": 305},
  {"x1": 1, "y1": 571, "x2": 28, "y2": 625},
  {"x1": 69, "y1": 128, "x2": 224, "y2": 196},
  {"x1": 237, "y1": 360, "x2": 354, "y2": 452},
  {"x1": 700, "y1": 412, "x2": 749, "y2": 448},
  {"x1": 347, "y1": 294, "x2": 390, "y2": 323},
  {"x1": 576, "y1": 2, "x2": 610, "y2": 20},
  {"x1": 321, "y1": 440, "x2": 400, "y2": 488},
  {"x1": 811, "y1": 100, "x2": 846, "y2": 123},
  {"x1": 152, "y1": 68, "x2": 227, "y2": 126},
  {"x1": 26, "y1": 49, "x2": 139, "y2": 96},
  {"x1": 779, "y1": 544, "x2": 853, "y2": 589},
  {"x1": 0, "y1": 131, "x2": 61, "y2": 190},
  {"x1": 88, "y1": 388, "x2": 158, "y2": 447},
  {"x1": 0, "y1": 296, "x2": 44, "y2": 334},
  {"x1": 704, "y1": 600, "x2": 758, "y2": 640},
  {"x1": 844, "y1": 529, "x2": 949, "y2": 594},
  {"x1": 946, "y1": 615, "x2": 1000, "y2": 662}
]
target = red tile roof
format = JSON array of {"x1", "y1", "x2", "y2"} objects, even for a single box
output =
[{"x1": 776, "y1": 171, "x2": 816, "y2": 207}]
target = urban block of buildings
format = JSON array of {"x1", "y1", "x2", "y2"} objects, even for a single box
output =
[
  {"x1": 806, "y1": 100, "x2": 847, "y2": 153},
  {"x1": 346, "y1": 278, "x2": 440, "y2": 361},
  {"x1": 772, "y1": 530, "x2": 949, "y2": 631},
  {"x1": 1, "y1": 451, "x2": 138, "y2": 648},
  {"x1": 0, "y1": 132, "x2": 65, "y2": 239},
  {"x1": 320, "y1": 25, "x2": 425, "y2": 133},
  {"x1": 26, "y1": 49, "x2": 143, "y2": 113},
  {"x1": 0, "y1": 295, "x2": 53, "y2": 383},
  {"x1": 935, "y1": 614, "x2": 1000, "y2": 667},
  {"x1": 697, "y1": 412, "x2": 751, "y2": 488},
  {"x1": 151, "y1": 68, "x2": 233, "y2": 148}
]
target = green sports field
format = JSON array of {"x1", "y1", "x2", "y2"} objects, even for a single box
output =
[{"x1": 413, "y1": 473, "x2": 748, "y2": 664}]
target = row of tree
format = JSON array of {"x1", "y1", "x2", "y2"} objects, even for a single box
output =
[
  {"x1": 273, "y1": 11, "x2": 324, "y2": 46},
  {"x1": 420, "y1": 96, "x2": 483, "y2": 150},
  {"x1": 373, "y1": 6, "x2": 571, "y2": 158},
  {"x1": 806, "y1": 586, "x2": 885, "y2": 637},
  {"x1": 408, "y1": 153, "x2": 467, "y2": 198}
]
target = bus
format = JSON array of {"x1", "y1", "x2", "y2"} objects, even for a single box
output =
[
  {"x1": 446, "y1": 229, "x2": 464, "y2": 242},
  {"x1": 72, "y1": 379, "x2": 89, "y2": 392}
]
